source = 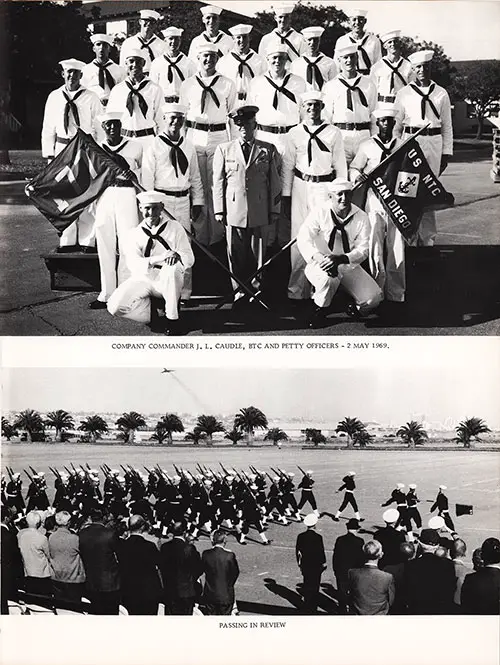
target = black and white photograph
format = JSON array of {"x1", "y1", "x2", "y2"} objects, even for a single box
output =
[{"x1": 1, "y1": 0, "x2": 500, "y2": 335}]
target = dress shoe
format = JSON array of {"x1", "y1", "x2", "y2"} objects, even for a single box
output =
[
  {"x1": 308, "y1": 306, "x2": 327, "y2": 329},
  {"x1": 345, "y1": 303, "x2": 360, "y2": 319},
  {"x1": 88, "y1": 300, "x2": 107, "y2": 310}
]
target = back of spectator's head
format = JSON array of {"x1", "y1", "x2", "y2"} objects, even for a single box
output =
[
  {"x1": 1, "y1": 505, "x2": 16, "y2": 525},
  {"x1": 481, "y1": 537, "x2": 500, "y2": 565},
  {"x1": 212, "y1": 529, "x2": 226, "y2": 546},
  {"x1": 129, "y1": 514, "x2": 145, "y2": 533},
  {"x1": 55, "y1": 511, "x2": 71, "y2": 527},
  {"x1": 400, "y1": 541, "x2": 416, "y2": 561},
  {"x1": 419, "y1": 528, "x2": 440, "y2": 551},
  {"x1": 346, "y1": 518, "x2": 360, "y2": 531},
  {"x1": 472, "y1": 547, "x2": 484, "y2": 571},
  {"x1": 26, "y1": 511, "x2": 42, "y2": 529},
  {"x1": 171, "y1": 520, "x2": 186, "y2": 537},
  {"x1": 435, "y1": 546, "x2": 449, "y2": 558},
  {"x1": 44, "y1": 513, "x2": 57, "y2": 533},
  {"x1": 363, "y1": 540, "x2": 383, "y2": 561},
  {"x1": 90, "y1": 508, "x2": 105, "y2": 522},
  {"x1": 450, "y1": 538, "x2": 467, "y2": 560}
]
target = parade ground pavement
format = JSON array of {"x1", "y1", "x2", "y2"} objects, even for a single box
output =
[
  {"x1": 3, "y1": 443, "x2": 499, "y2": 615},
  {"x1": 1, "y1": 153, "x2": 499, "y2": 336}
]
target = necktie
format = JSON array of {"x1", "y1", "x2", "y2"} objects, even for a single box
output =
[
  {"x1": 203, "y1": 32, "x2": 224, "y2": 57},
  {"x1": 350, "y1": 34, "x2": 371, "y2": 74},
  {"x1": 276, "y1": 30, "x2": 300, "y2": 58},
  {"x1": 159, "y1": 135, "x2": 189, "y2": 177},
  {"x1": 410, "y1": 83, "x2": 440, "y2": 121},
  {"x1": 265, "y1": 74, "x2": 296, "y2": 109},
  {"x1": 163, "y1": 54, "x2": 185, "y2": 84},
  {"x1": 94, "y1": 60, "x2": 116, "y2": 90},
  {"x1": 328, "y1": 210, "x2": 351, "y2": 253},
  {"x1": 62, "y1": 89, "x2": 84, "y2": 133},
  {"x1": 373, "y1": 137, "x2": 396, "y2": 162},
  {"x1": 241, "y1": 141, "x2": 252, "y2": 162},
  {"x1": 383, "y1": 57, "x2": 408, "y2": 92},
  {"x1": 196, "y1": 75, "x2": 221, "y2": 113},
  {"x1": 143, "y1": 221, "x2": 171, "y2": 257},
  {"x1": 338, "y1": 76, "x2": 368, "y2": 111},
  {"x1": 302, "y1": 124, "x2": 329, "y2": 166},
  {"x1": 125, "y1": 79, "x2": 149, "y2": 117},
  {"x1": 304, "y1": 56, "x2": 324, "y2": 90},
  {"x1": 101, "y1": 141, "x2": 131, "y2": 171},
  {"x1": 231, "y1": 52, "x2": 255, "y2": 79},
  {"x1": 138, "y1": 36, "x2": 155, "y2": 62}
]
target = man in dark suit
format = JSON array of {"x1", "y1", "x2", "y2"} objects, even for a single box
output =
[
  {"x1": 374, "y1": 509, "x2": 406, "y2": 568},
  {"x1": 404, "y1": 528, "x2": 456, "y2": 614},
  {"x1": 160, "y1": 520, "x2": 203, "y2": 615},
  {"x1": 118, "y1": 514, "x2": 162, "y2": 615},
  {"x1": 332, "y1": 518, "x2": 364, "y2": 613},
  {"x1": 461, "y1": 537, "x2": 500, "y2": 615},
  {"x1": 383, "y1": 541, "x2": 416, "y2": 614},
  {"x1": 78, "y1": 508, "x2": 121, "y2": 615},
  {"x1": 295, "y1": 513, "x2": 326, "y2": 614},
  {"x1": 201, "y1": 529, "x2": 239, "y2": 615},
  {"x1": 1, "y1": 507, "x2": 24, "y2": 614},
  {"x1": 348, "y1": 540, "x2": 395, "y2": 615}
]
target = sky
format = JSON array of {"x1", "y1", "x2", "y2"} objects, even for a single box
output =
[
  {"x1": 212, "y1": 0, "x2": 500, "y2": 61},
  {"x1": 2, "y1": 366, "x2": 499, "y2": 429}
]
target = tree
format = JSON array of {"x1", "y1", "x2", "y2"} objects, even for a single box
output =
[
  {"x1": 78, "y1": 415, "x2": 108, "y2": 443},
  {"x1": 184, "y1": 427, "x2": 207, "y2": 446},
  {"x1": 1, "y1": 417, "x2": 18, "y2": 441},
  {"x1": 13, "y1": 409, "x2": 45, "y2": 443},
  {"x1": 455, "y1": 417, "x2": 491, "y2": 448},
  {"x1": 233, "y1": 406, "x2": 268, "y2": 445},
  {"x1": 451, "y1": 61, "x2": 500, "y2": 138},
  {"x1": 336, "y1": 417, "x2": 366, "y2": 449},
  {"x1": 353, "y1": 429, "x2": 374, "y2": 448},
  {"x1": 264, "y1": 428, "x2": 289, "y2": 446},
  {"x1": 399, "y1": 37, "x2": 455, "y2": 89},
  {"x1": 311, "y1": 430, "x2": 326, "y2": 446},
  {"x1": 302, "y1": 428, "x2": 322, "y2": 442},
  {"x1": 195, "y1": 415, "x2": 225, "y2": 444},
  {"x1": 396, "y1": 421, "x2": 429, "y2": 448},
  {"x1": 225, "y1": 428, "x2": 245, "y2": 446},
  {"x1": 153, "y1": 414, "x2": 184, "y2": 446},
  {"x1": 45, "y1": 409, "x2": 74, "y2": 442},
  {"x1": 115, "y1": 411, "x2": 146, "y2": 443}
]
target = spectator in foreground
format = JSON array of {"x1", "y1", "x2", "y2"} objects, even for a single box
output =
[
  {"x1": 48, "y1": 511, "x2": 86, "y2": 603},
  {"x1": 332, "y1": 518, "x2": 364, "y2": 614},
  {"x1": 450, "y1": 538, "x2": 470, "y2": 609},
  {"x1": 201, "y1": 529, "x2": 239, "y2": 615},
  {"x1": 383, "y1": 541, "x2": 416, "y2": 614},
  {"x1": 347, "y1": 540, "x2": 395, "y2": 615},
  {"x1": 295, "y1": 513, "x2": 327, "y2": 614},
  {"x1": 461, "y1": 537, "x2": 500, "y2": 615},
  {"x1": 1, "y1": 507, "x2": 24, "y2": 613},
  {"x1": 17, "y1": 511, "x2": 53, "y2": 596}
]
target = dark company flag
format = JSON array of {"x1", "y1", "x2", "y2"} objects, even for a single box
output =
[
  {"x1": 25, "y1": 129, "x2": 126, "y2": 234},
  {"x1": 456, "y1": 503, "x2": 474, "y2": 517}
]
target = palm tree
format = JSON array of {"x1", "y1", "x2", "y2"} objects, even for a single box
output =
[
  {"x1": 455, "y1": 417, "x2": 491, "y2": 448},
  {"x1": 153, "y1": 414, "x2": 184, "y2": 445},
  {"x1": 13, "y1": 409, "x2": 45, "y2": 443},
  {"x1": 336, "y1": 417, "x2": 366, "y2": 449},
  {"x1": 184, "y1": 427, "x2": 207, "y2": 446},
  {"x1": 396, "y1": 421, "x2": 428, "y2": 449},
  {"x1": 2, "y1": 417, "x2": 18, "y2": 441},
  {"x1": 225, "y1": 428, "x2": 245, "y2": 445},
  {"x1": 311, "y1": 430, "x2": 326, "y2": 446},
  {"x1": 78, "y1": 415, "x2": 109, "y2": 443},
  {"x1": 264, "y1": 428, "x2": 289, "y2": 446},
  {"x1": 233, "y1": 406, "x2": 268, "y2": 445},
  {"x1": 195, "y1": 414, "x2": 225, "y2": 445},
  {"x1": 115, "y1": 411, "x2": 146, "y2": 443},
  {"x1": 353, "y1": 429, "x2": 374, "y2": 448},
  {"x1": 45, "y1": 409, "x2": 75, "y2": 442}
]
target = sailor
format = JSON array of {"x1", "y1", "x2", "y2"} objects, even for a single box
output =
[
  {"x1": 188, "y1": 5, "x2": 234, "y2": 61},
  {"x1": 430, "y1": 484, "x2": 455, "y2": 531},
  {"x1": 119, "y1": 9, "x2": 165, "y2": 74},
  {"x1": 258, "y1": 2, "x2": 305, "y2": 64},
  {"x1": 297, "y1": 470, "x2": 319, "y2": 515},
  {"x1": 149, "y1": 27, "x2": 196, "y2": 103},
  {"x1": 333, "y1": 471, "x2": 363, "y2": 522},
  {"x1": 290, "y1": 27, "x2": 337, "y2": 91},
  {"x1": 82, "y1": 33, "x2": 126, "y2": 107},
  {"x1": 334, "y1": 8, "x2": 382, "y2": 75},
  {"x1": 370, "y1": 30, "x2": 415, "y2": 104},
  {"x1": 406, "y1": 483, "x2": 422, "y2": 531},
  {"x1": 217, "y1": 24, "x2": 267, "y2": 104}
]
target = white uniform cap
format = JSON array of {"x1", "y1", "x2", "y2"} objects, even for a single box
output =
[
  {"x1": 139, "y1": 9, "x2": 162, "y2": 21},
  {"x1": 266, "y1": 45, "x2": 289, "y2": 58},
  {"x1": 428, "y1": 516, "x2": 445, "y2": 529},
  {"x1": 162, "y1": 27, "x2": 183, "y2": 38},
  {"x1": 229, "y1": 24, "x2": 253, "y2": 36},
  {"x1": 383, "y1": 508, "x2": 399, "y2": 523},
  {"x1": 408, "y1": 483, "x2": 417, "y2": 489},
  {"x1": 439, "y1": 485, "x2": 447, "y2": 490},
  {"x1": 137, "y1": 190, "x2": 168, "y2": 206},
  {"x1": 90, "y1": 33, "x2": 114, "y2": 46},
  {"x1": 111, "y1": 469, "x2": 120, "y2": 475},
  {"x1": 226, "y1": 475, "x2": 234, "y2": 482},
  {"x1": 329, "y1": 177, "x2": 353, "y2": 193},
  {"x1": 300, "y1": 90, "x2": 324, "y2": 105},
  {"x1": 380, "y1": 30, "x2": 401, "y2": 43},
  {"x1": 396, "y1": 483, "x2": 405, "y2": 489},
  {"x1": 307, "y1": 470, "x2": 314, "y2": 475},
  {"x1": 173, "y1": 474, "x2": 181, "y2": 482},
  {"x1": 336, "y1": 44, "x2": 358, "y2": 58},
  {"x1": 250, "y1": 484, "x2": 258, "y2": 490},
  {"x1": 97, "y1": 111, "x2": 124, "y2": 124},
  {"x1": 348, "y1": 470, "x2": 356, "y2": 476},
  {"x1": 121, "y1": 46, "x2": 146, "y2": 62},
  {"x1": 408, "y1": 49, "x2": 434, "y2": 66},
  {"x1": 273, "y1": 476, "x2": 280, "y2": 482},
  {"x1": 196, "y1": 43, "x2": 220, "y2": 56},
  {"x1": 304, "y1": 513, "x2": 318, "y2": 527},
  {"x1": 140, "y1": 474, "x2": 148, "y2": 482},
  {"x1": 59, "y1": 59, "x2": 86, "y2": 71},
  {"x1": 117, "y1": 475, "x2": 125, "y2": 482},
  {"x1": 13, "y1": 472, "x2": 21, "y2": 479},
  {"x1": 39, "y1": 472, "x2": 45, "y2": 476},
  {"x1": 248, "y1": 474, "x2": 257, "y2": 480},
  {"x1": 288, "y1": 472, "x2": 295, "y2": 477},
  {"x1": 273, "y1": 3, "x2": 296, "y2": 15},
  {"x1": 347, "y1": 8, "x2": 368, "y2": 18},
  {"x1": 200, "y1": 5, "x2": 223, "y2": 16},
  {"x1": 162, "y1": 103, "x2": 188, "y2": 116},
  {"x1": 372, "y1": 104, "x2": 397, "y2": 119},
  {"x1": 301, "y1": 27, "x2": 325, "y2": 39}
]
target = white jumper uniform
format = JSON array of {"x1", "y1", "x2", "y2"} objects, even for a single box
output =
[
  {"x1": 149, "y1": 53, "x2": 197, "y2": 101},
  {"x1": 81, "y1": 60, "x2": 126, "y2": 105},
  {"x1": 217, "y1": 50, "x2": 267, "y2": 102},
  {"x1": 290, "y1": 54, "x2": 337, "y2": 91},
  {"x1": 258, "y1": 29, "x2": 306, "y2": 63},
  {"x1": 107, "y1": 77, "x2": 164, "y2": 145},
  {"x1": 370, "y1": 56, "x2": 415, "y2": 104},
  {"x1": 334, "y1": 32, "x2": 382, "y2": 75},
  {"x1": 119, "y1": 34, "x2": 165, "y2": 72},
  {"x1": 188, "y1": 32, "x2": 234, "y2": 60}
]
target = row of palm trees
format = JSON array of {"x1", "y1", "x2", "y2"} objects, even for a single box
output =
[{"x1": 1, "y1": 410, "x2": 492, "y2": 449}]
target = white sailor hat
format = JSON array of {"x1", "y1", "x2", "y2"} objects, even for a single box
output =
[
  {"x1": 249, "y1": 484, "x2": 258, "y2": 491},
  {"x1": 300, "y1": 90, "x2": 324, "y2": 105},
  {"x1": 408, "y1": 49, "x2": 434, "y2": 66},
  {"x1": 408, "y1": 483, "x2": 417, "y2": 489},
  {"x1": 121, "y1": 46, "x2": 146, "y2": 61},
  {"x1": 336, "y1": 44, "x2": 358, "y2": 58},
  {"x1": 162, "y1": 27, "x2": 184, "y2": 38},
  {"x1": 439, "y1": 484, "x2": 447, "y2": 490},
  {"x1": 381, "y1": 30, "x2": 401, "y2": 44},
  {"x1": 248, "y1": 473, "x2": 257, "y2": 480},
  {"x1": 347, "y1": 8, "x2": 368, "y2": 18},
  {"x1": 383, "y1": 508, "x2": 399, "y2": 523},
  {"x1": 372, "y1": 104, "x2": 397, "y2": 119},
  {"x1": 162, "y1": 102, "x2": 188, "y2": 116},
  {"x1": 13, "y1": 472, "x2": 21, "y2": 479},
  {"x1": 273, "y1": 3, "x2": 296, "y2": 15},
  {"x1": 301, "y1": 26, "x2": 325, "y2": 39},
  {"x1": 266, "y1": 44, "x2": 289, "y2": 58},
  {"x1": 196, "y1": 43, "x2": 220, "y2": 56},
  {"x1": 173, "y1": 474, "x2": 181, "y2": 482},
  {"x1": 137, "y1": 190, "x2": 168, "y2": 207},
  {"x1": 229, "y1": 24, "x2": 253, "y2": 36},
  {"x1": 307, "y1": 470, "x2": 314, "y2": 475},
  {"x1": 139, "y1": 9, "x2": 162, "y2": 21},
  {"x1": 140, "y1": 473, "x2": 148, "y2": 482},
  {"x1": 118, "y1": 475, "x2": 126, "y2": 483},
  {"x1": 348, "y1": 470, "x2": 356, "y2": 476},
  {"x1": 200, "y1": 5, "x2": 223, "y2": 16},
  {"x1": 273, "y1": 476, "x2": 280, "y2": 482},
  {"x1": 90, "y1": 33, "x2": 114, "y2": 46},
  {"x1": 38, "y1": 472, "x2": 45, "y2": 477},
  {"x1": 111, "y1": 469, "x2": 120, "y2": 475},
  {"x1": 304, "y1": 513, "x2": 318, "y2": 527},
  {"x1": 428, "y1": 515, "x2": 445, "y2": 529},
  {"x1": 97, "y1": 111, "x2": 123, "y2": 124},
  {"x1": 287, "y1": 472, "x2": 295, "y2": 477},
  {"x1": 329, "y1": 177, "x2": 354, "y2": 192},
  {"x1": 59, "y1": 59, "x2": 86, "y2": 71},
  {"x1": 396, "y1": 483, "x2": 405, "y2": 489}
]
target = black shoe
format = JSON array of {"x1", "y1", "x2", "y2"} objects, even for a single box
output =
[
  {"x1": 88, "y1": 300, "x2": 107, "y2": 310},
  {"x1": 332, "y1": 516, "x2": 340, "y2": 522},
  {"x1": 164, "y1": 318, "x2": 182, "y2": 336},
  {"x1": 308, "y1": 306, "x2": 327, "y2": 329},
  {"x1": 346, "y1": 303, "x2": 360, "y2": 319},
  {"x1": 263, "y1": 539, "x2": 273, "y2": 546}
]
